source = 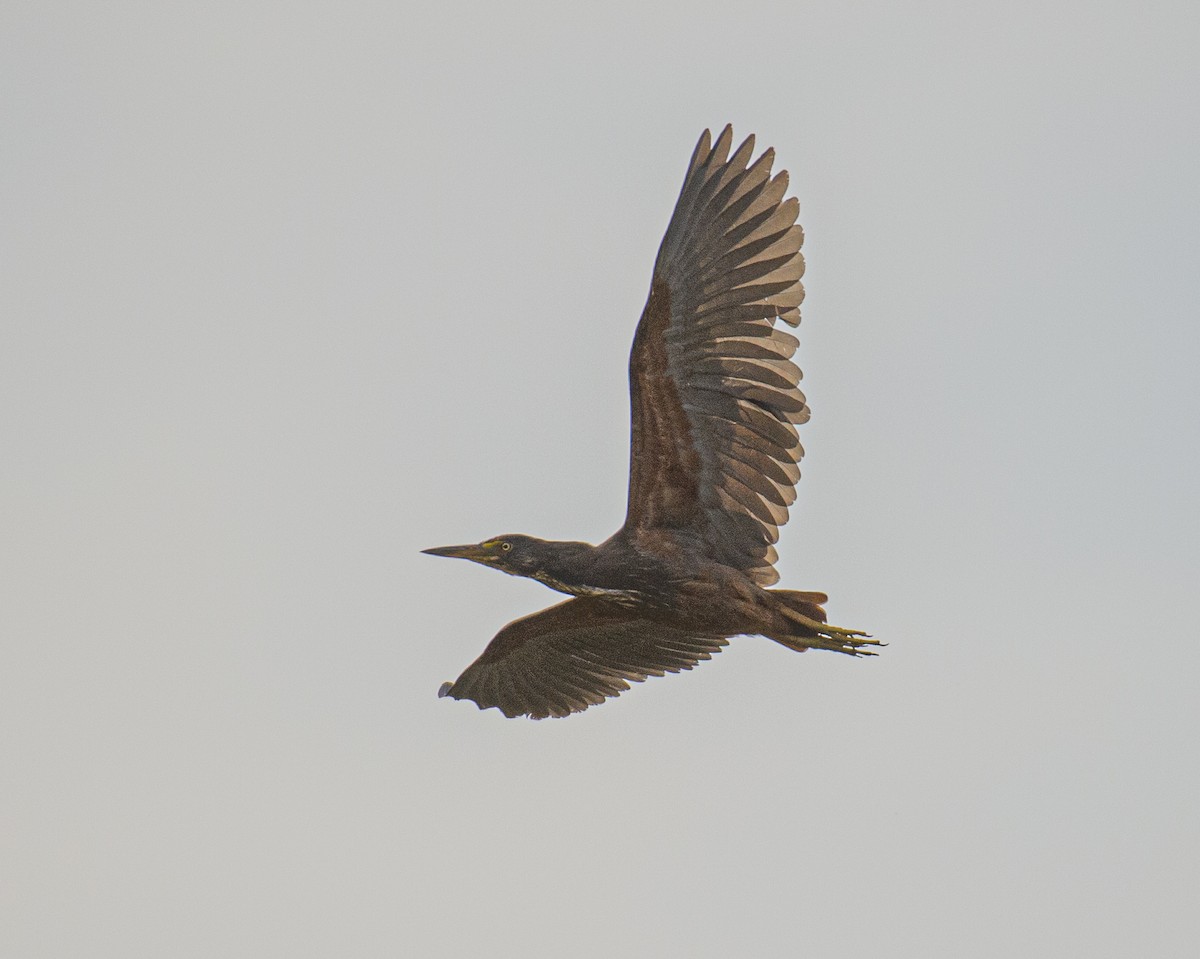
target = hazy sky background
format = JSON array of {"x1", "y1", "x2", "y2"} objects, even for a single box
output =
[{"x1": 3, "y1": 2, "x2": 1198, "y2": 956}]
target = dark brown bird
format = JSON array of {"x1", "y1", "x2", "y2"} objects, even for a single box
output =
[{"x1": 424, "y1": 125, "x2": 876, "y2": 719}]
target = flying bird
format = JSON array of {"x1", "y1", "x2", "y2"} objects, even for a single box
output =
[{"x1": 424, "y1": 125, "x2": 876, "y2": 719}]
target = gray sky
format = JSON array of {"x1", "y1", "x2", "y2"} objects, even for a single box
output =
[{"x1": 3, "y1": 2, "x2": 1198, "y2": 956}]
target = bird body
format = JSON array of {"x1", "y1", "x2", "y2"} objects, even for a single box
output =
[{"x1": 424, "y1": 126, "x2": 876, "y2": 719}]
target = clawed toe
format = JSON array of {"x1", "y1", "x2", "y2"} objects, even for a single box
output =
[{"x1": 818, "y1": 625, "x2": 884, "y2": 656}]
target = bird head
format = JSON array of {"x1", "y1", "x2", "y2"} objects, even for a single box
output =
[{"x1": 421, "y1": 534, "x2": 542, "y2": 576}]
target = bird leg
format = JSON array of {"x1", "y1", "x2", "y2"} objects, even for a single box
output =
[{"x1": 776, "y1": 607, "x2": 882, "y2": 656}]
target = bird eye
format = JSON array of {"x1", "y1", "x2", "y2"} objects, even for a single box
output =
[{"x1": 501, "y1": 542, "x2": 512, "y2": 551}]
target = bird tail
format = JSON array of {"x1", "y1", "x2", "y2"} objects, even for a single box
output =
[
  {"x1": 764, "y1": 589, "x2": 829, "y2": 653},
  {"x1": 773, "y1": 590, "x2": 829, "y2": 625}
]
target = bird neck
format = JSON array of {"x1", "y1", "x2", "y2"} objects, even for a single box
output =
[
  {"x1": 532, "y1": 539, "x2": 598, "y2": 575},
  {"x1": 524, "y1": 539, "x2": 608, "y2": 597},
  {"x1": 520, "y1": 536, "x2": 656, "y2": 605}
]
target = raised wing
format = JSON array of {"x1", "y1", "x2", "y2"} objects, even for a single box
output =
[
  {"x1": 438, "y1": 597, "x2": 729, "y2": 719},
  {"x1": 624, "y1": 126, "x2": 808, "y2": 586}
]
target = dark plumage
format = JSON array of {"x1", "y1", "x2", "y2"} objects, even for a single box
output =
[{"x1": 424, "y1": 126, "x2": 876, "y2": 719}]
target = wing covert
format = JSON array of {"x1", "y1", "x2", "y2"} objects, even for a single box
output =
[{"x1": 625, "y1": 126, "x2": 808, "y2": 585}]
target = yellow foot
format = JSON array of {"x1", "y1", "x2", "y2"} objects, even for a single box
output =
[
  {"x1": 817, "y1": 625, "x2": 882, "y2": 656},
  {"x1": 779, "y1": 608, "x2": 883, "y2": 656}
]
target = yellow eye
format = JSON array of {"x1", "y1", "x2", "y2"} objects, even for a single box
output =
[{"x1": 501, "y1": 542, "x2": 512, "y2": 552}]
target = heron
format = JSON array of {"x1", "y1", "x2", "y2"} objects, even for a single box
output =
[{"x1": 424, "y1": 125, "x2": 876, "y2": 719}]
